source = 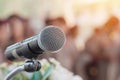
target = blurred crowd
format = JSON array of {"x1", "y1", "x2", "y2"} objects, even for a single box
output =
[
  {"x1": 75, "y1": 16, "x2": 120, "y2": 80},
  {"x1": 0, "y1": 14, "x2": 120, "y2": 80}
]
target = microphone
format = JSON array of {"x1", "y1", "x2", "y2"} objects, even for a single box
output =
[{"x1": 5, "y1": 26, "x2": 66, "y2": 61}]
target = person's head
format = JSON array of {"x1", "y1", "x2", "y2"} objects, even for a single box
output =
[
  {"x1": 0, "y1": 20, "x2": 10, "y2": 45},
  {"x1": 103, "y1": 16, "x2": 119, "y2": 34},
  {"x1": 7, "y1": 14, "x2": 26, "y2": 42},
  {"x1": 46, "y1": 17, "x2": 78, "y2": 38}
]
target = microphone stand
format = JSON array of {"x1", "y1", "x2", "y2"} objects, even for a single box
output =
[{"x1": 4, "y1": 59, "x2": 41, "y2": 80}]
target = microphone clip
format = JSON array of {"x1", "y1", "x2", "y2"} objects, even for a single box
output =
[{"x1": 24, "y1": 59, "x2": 41, "y2": 72}]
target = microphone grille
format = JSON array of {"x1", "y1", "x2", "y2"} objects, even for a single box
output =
[{"x1": 38, "y1": 26, "x2": 66, "y2": 52}]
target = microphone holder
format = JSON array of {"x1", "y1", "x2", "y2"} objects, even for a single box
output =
[{"x1": 4, "y1": 59, "x2": 41, "y2": 80}]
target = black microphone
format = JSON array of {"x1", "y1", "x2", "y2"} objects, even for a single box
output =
[{"x1": 5, "y1": 26, "x2": 66, "y2": 61}]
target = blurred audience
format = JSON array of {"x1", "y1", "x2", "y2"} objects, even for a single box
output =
[
  {"x1": 0, "y1": 14, "x2": 120, "y2": 80},
  {"x1": 75, "y1": 16, "x2": 120, "y2": 80}
]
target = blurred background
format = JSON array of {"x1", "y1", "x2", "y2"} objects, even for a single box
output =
[{"x1": 1, "y1": 0, "x2": 120, "y2": 80}]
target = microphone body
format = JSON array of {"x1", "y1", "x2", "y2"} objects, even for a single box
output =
[
  {"x1": 5, "y1": 26, "x2": 66, "y2": 61},
  {"x1": 5, "y1": 35, "x2": 43, "y2": 61}
]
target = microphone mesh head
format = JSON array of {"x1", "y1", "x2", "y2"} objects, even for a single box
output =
[{"x1": 38, "y1": 26, "x2": 66, "y2": 52}]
